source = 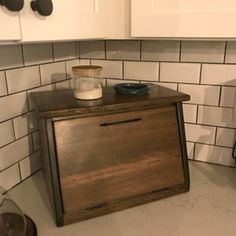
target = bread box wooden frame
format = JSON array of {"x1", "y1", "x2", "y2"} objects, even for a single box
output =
[{"x1": 31, "y1": 84, "x2": 190, "y2": 226}]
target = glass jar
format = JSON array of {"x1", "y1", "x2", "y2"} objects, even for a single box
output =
[{"x1": 72, "y1": 65, "x2": 103, "y2": 100}]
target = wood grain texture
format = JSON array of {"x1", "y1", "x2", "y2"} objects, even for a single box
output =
[
  {"x1": 31, "y1": 84, "x2": 190, "y2": 118},
  {"x1": 54, "y1": 106, "x2": 185, "y2": 219},
  {"x1": 32, "y1": 84, "x2": 190, "y2": 226},
  {"x1": 63, "y1": 184, "x2": 187, "y2": 225}
]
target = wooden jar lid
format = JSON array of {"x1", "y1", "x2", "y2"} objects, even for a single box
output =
[{"x1": 72, "y1": 65, "x2": 103, "y2": 77}]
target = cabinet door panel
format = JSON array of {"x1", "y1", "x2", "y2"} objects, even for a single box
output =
[
  {"x1": 0, "y1": 8, "x2": 21, "y2": 40},
  {"x1": 132, "y1": 0, "x2": 236, "y2": 38},
  {"x1": 20, "y1": 0, "x2": 109, "y2": 42},
  {"x1": 54, "y1": 107, "x2": 185, "y2": 214}
]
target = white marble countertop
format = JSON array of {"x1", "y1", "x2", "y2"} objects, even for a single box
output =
[{"x1": 6, "y1": 161, "x2": 236, "y2": 236}]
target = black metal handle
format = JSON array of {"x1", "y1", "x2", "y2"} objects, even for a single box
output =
[
  {"x1": 100, "y1": 118, "x2": 142, "y2": 127},
  {"x1": 30, "y1": 0, "x2": 53, "y2": 16},
  {"x1": 0, "y1": 0, "x2": 24, "y2": 11},
  {"x1": 86, "y1": 203, "x2": 106, "y2": 211}
]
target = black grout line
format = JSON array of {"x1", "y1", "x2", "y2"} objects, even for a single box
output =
[
  {"x1": 0, "y1": 130, "x2": 38, "y2": 149},
  {"x1": 18, "y1": 162, "x2": 22, "y2": 181},
  {"x1": 104, "y1": 41, "x2": 107, "y2": 60},
  {"x1": 0, "y1": 77, "x2": 69, "y2": 99},
  {"x1": 189, "y1": 159, "x2": 236, "y2": 169},
  {"x1": 218, "y1": 86, "x2": 222, "y2": 107},
  {"x1": 140, "y1": 40, "x2": 142, "y2": 61},
  {"x1": 157, "y1": 63, "x2": 161, "y2": 82},
  {"x1": 52, "y1": 43, "x2": 55, "y2": 61},
  {"x1": 223, "y1": 41, "x2": 228, "y2": 64},
  {"x1": 186, "y1": 120, "x2": 236, "y2": 130},
  {"x1": 186, "y1": 102, "x2": 234, "y2": 108},
  {"x1": 187, "y1": 141, "x2": 234, "y2": 150},
  {"x1": 195, "y1": 105, "x2": 199, "y2": 124},
  {"x1": 179, "y1": 41, "x2": 182, "y2": 62},
  {"x1": 199, "y1": 63, "x2": 203, "y2": 84},
  {"x1": 11, "y1": 119, "x2": 16, "y2": 141},
  {"x1": 2, "y1": 167, "x2": 43, "y2": 194},
  {"x1": 1, "y1": 57, "x2": 236, "y2": 72},
  {"x1": 38, "y1": 65, "x2": 43, "y2": 86},
  {"x1": 0, "y1": 147, "x2": 36, "y2": 173},
  {"x1": 4, "y1": 70, "x2": 9, "y2": 95},
  {"x1": 122, "y1": 61, "x2": 125, "y2": 79},
  {"x1": 193, "y1": 142, "x2": 196, "y2": 160},
  {"x1": 20, "y1": 44, "x2": 25, "y2": 67},
  {"x1": 214, "y1": 127, "x2": 218, "y2": 146},
  {"x1": 76, "y1": 41, "x2": 80, "y2": 59}
]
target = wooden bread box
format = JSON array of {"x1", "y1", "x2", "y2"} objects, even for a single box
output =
[{"x1": 31, "y1": 84, "x2": 190, "y2": 226}]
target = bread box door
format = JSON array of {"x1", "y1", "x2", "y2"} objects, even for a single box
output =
[{"x1": 54, "y1": 106, "x2": 185, "y2": 220}]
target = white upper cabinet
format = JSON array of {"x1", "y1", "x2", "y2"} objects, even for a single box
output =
[
  {"x1": 20, "y1": 0, "x2": 110, "y2": 42},
  {"x1": 106, "y1": 0, "x2": 131, "y2": 39},
  {"x1": 131, "y1": 0, "x2": 236, "y2": 38},
  {"x1": 0, "y1": 7, "x2": 21, "y2": 40}
]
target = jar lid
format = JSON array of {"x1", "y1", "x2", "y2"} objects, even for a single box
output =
[{"x1": 72, "y1": 65, "x2": 103, "y2": 77}]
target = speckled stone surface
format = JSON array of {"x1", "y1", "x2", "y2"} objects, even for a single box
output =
[{"x1": 7, "y1": 161, "x2": 236, "y2": 236}]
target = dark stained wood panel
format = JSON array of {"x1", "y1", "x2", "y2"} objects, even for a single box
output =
[
  {"x1": 31, "y1": 85, "x2": 190, "y2": 118},
  {"x1": 54, "y1": 106, "x2": 185, "y2": 215}
]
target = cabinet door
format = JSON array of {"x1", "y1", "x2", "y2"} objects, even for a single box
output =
[
  {"x1": 132, "y1": 0, "x2": 236, "y2": 38},
  {"x1": 54, "y1": 106, "x2": 185, "y2": 222},
  {"x1": 20, "y1": 0, "x2": 109, "y2": 42},
  {"x1": 0, "y1": 8, "x2": 21, "y2": 40}
]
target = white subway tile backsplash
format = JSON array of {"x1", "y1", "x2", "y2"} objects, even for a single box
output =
[
  {"x1": 1, "y1": 39, "x2": 236, "y2": 190},
  {"x1": 6, "y1": 66, "x2": 41, "y2": 94},
  {"x1": 142, "y1": 40, "x2": 180, "y2": 62},
  {"x1": 0, "y1": 135, "x2": 33, "y2": 170},
  {"x1": 79, "y1": 41, "x2": 105, "y2": 59},
  {"x1": 0, "y1": 92, "x2": 28, "y2": 122},
  {"x1": 157, "y1": 82, "x2": 178, "y2": 90},
  {"x1": 0, "y1": 121, "x2": 14, "y2": 148},
  {"x1": 0, "y1": 45, "x2": 23, "y2": 70},
  {"x1": 106, "y1": 79, "x2": 123, "y2": 86},
  {"x1": 187, "y1": 142, "x2": 194, "y2": 160},
  {"x1": 107, "y1": 79, "x2": 139, "y2": 86},
  {"x1": 23, "y1": 43, "x2": 53, "y2": 66},
  {"x1": 179, "y1": 84, "x2": 220, "y2": 106},
  {"x1": 198, "y1": 106, "x2": 236, "y2": 128},
  {"x1": 66, "y1": 59, "x2": 90, "y2": 79},
  {"x1": 216, "y1": 128, "x2": 236, "y2": 148},
  {"x1": 40, "y1": 62, "x2": 66, "y2": 85},
  {"x1": 201, "y1": 64, "x2": 236, "y2": 86},
  {"x1": 185, "y1": 124, "x2": 216, "y2": 144},
  {"x1": 195, "y1": 144, "x2": 235, "y2": 167},
  {"x1": 13, "y1": 112, "x2": 38, "y2": 139},
  {"x1": 0, "y1": 164, "x2": 20, "y2": 191},
  {"x1": 160, "y1": 63, "x2": 200, "y2": 84},
  {"x1": 181, "y1": 41, "x2": 225, "y2": 63},
  {"x1": 106, "y1": 40, "x2": 140, "y2": 60},
  {"x1": 183, "y1": 104, "x2": 197, "y2": 123},
  {"x1": 53, "y1": 42, "x2": 77, "y2": 61},
  {"x1": 124, "y1": 61, "x2": 159, "y2": 81},
  {"x1": 220, "y1": 87, "x2": 236, "y2": 108},
  {"x1": 20, "y1": 151, "x2": 42, "y2": 180},
  {"x1": 55, "y1": 80, "x2": 72, "y2": 90},
  {"x1": 225, "y1": 42, "x2": 236, "y2": 63},
  {"x1": 0, "y1": 71, "x2": 7, "y2": 97},
  {"x1": 91, "y1": 60, "x2": 122, "y2": 79}
]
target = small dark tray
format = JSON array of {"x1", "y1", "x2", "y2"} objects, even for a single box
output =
[{"x1": 114, "y1": 83, "x2": 149, "y2": 95}]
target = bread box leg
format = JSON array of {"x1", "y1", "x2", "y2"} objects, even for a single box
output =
[
  {"x1": 176, "y1": 102, "x2": 190, "y2": 191},
  {"x1": 39, "y1": 118, "x2": 64, "y2": 226}
]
